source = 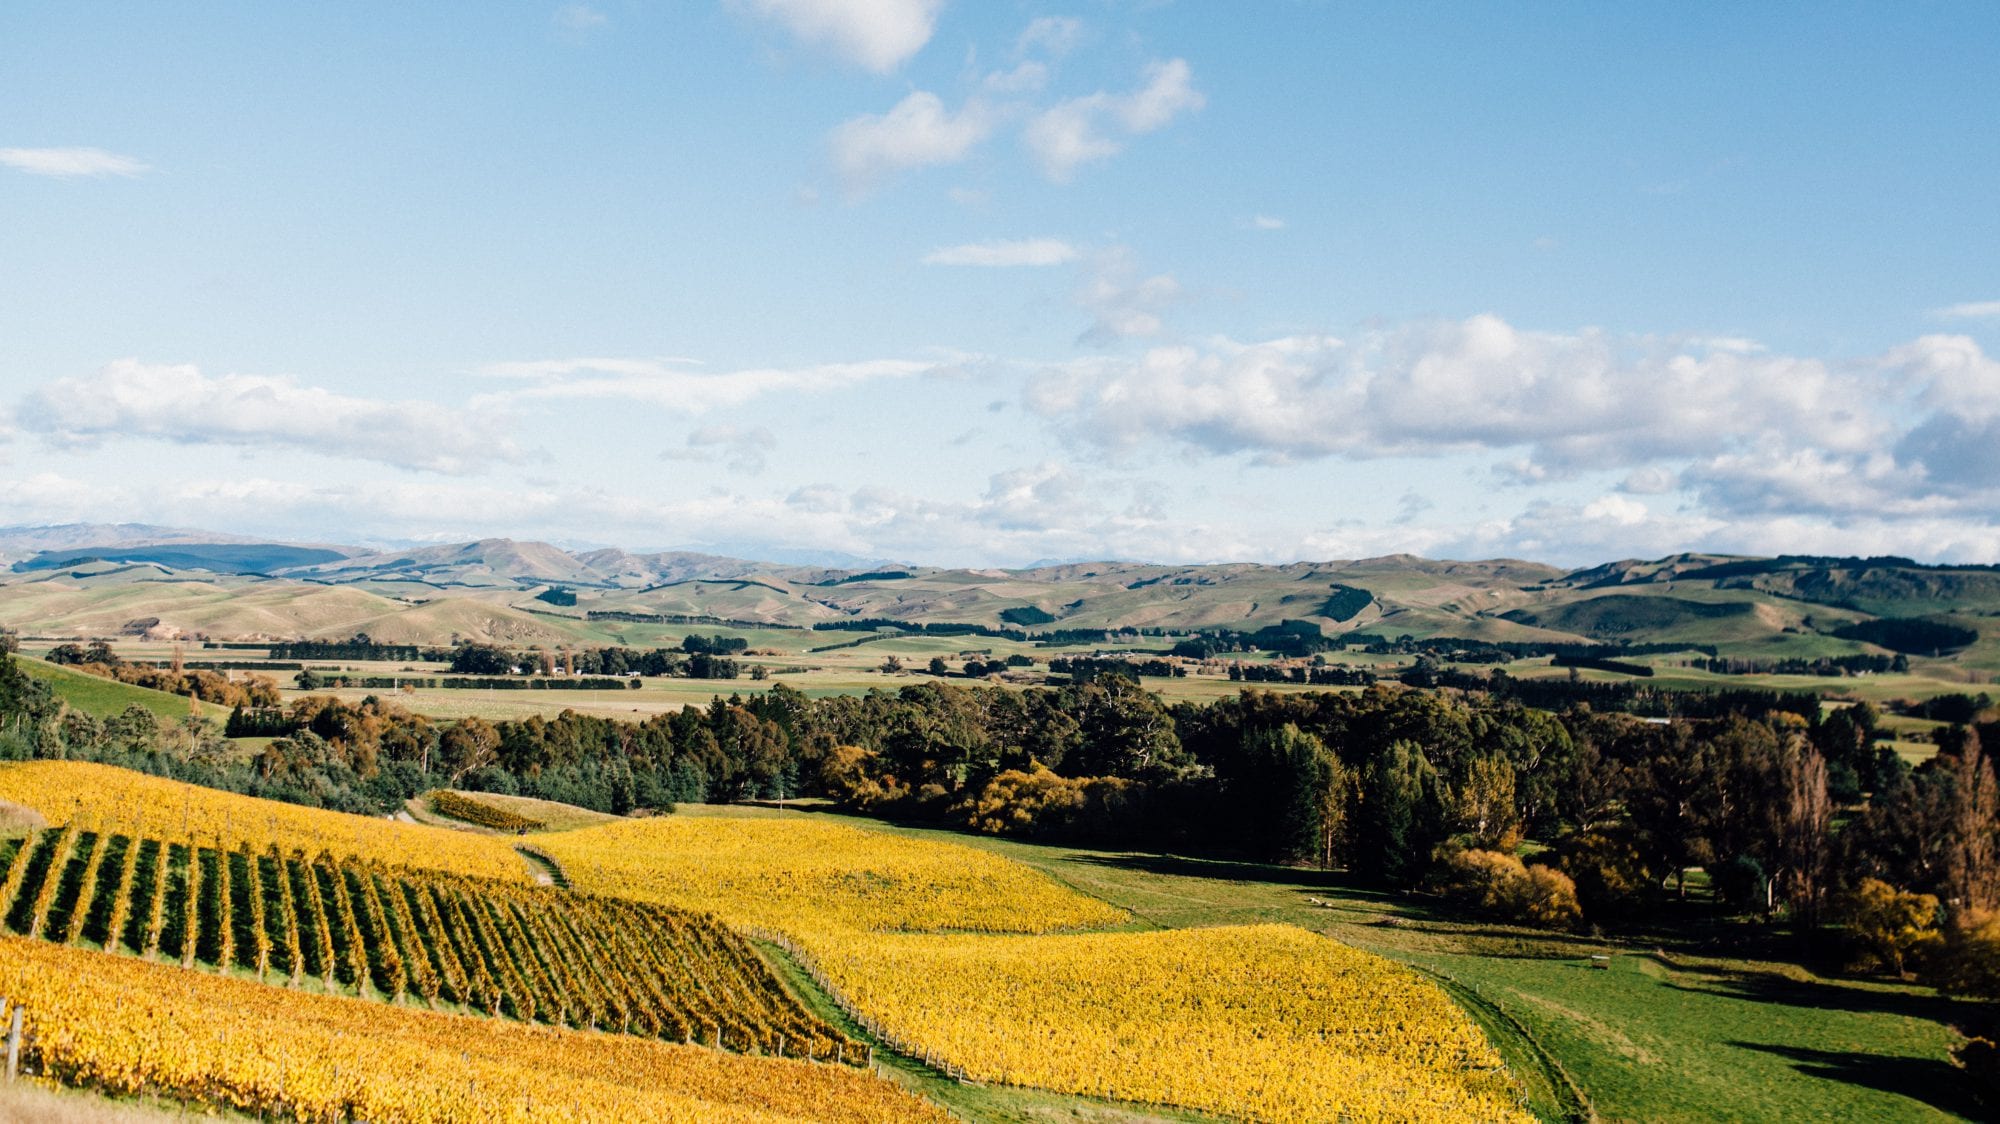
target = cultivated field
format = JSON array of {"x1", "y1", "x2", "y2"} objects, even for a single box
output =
[{"x1": 543, "y1": 808, "x2": 1534, "y2": 1122}]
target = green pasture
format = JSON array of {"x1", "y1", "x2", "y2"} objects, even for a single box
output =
[{"x1": 14, "y1": 656, "x2": 231, "y2": 722}]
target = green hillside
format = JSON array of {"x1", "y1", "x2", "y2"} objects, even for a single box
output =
[{"x1": 14, "y1": 656, "x2": 231, "y2": 722}]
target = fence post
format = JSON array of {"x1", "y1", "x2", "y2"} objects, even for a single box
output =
[{"x1": 6, "y1": 1004, "x2": 22, "y2": 1082}]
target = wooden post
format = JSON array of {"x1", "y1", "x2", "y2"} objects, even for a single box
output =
[{"x1": 6, "y1": 1004, "x2": 22, "y2": 1082}]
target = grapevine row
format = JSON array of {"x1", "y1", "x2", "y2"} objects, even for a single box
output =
[
  {"x1": 428, "y1": 789, "x2": 546, "y2": 832},
  {"x1": 0, "y1": 826, "x2": 857, "y2": 1063}
]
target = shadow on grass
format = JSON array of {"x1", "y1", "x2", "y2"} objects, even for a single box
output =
[
  {"x1": 1728, "y1": 1041, "x2": 1983, "y2": 1120},
  {"x1": 1063, "y1": 850, "x2": 1358, "y2": 892},
  {"x1": 1667, "y1": 967, "x2": 1970, "y2": 1024}
]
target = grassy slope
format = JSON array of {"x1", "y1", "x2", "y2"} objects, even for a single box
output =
[
  {"x1": 14, "y1": 656, "x2": 231, "y2": 722},
  {"x1": 720, "y1": 805, "x2": 1983, "y2": 1124}
]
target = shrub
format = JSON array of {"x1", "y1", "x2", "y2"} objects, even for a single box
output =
[
  {"x1": 1834, "y1": 877, "x2": 1939, "y2": 976},
  {"x1": 1432, "y1": 847, "x2": 1582, "y2": 930},
  {"x1": 1544, "y1": 831, "x2": 1650, "y2": 918},
  {"x1": 956, "y1": 765, "x2": 1145, "y2": 843}
]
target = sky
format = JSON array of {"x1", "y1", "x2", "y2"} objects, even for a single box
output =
[{"x1": 2, "y1": 1, "x2": 1998, "y2": 568}]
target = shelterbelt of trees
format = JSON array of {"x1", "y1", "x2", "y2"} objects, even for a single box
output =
[{"x1": 4, "y1": 649, "x2": 1998, "y2": 993}]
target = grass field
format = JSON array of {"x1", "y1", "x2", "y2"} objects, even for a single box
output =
[{"x1": 29, "y1": 627, "x2": 1996, "y2": 727}]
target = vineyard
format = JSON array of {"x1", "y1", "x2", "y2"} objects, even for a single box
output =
[
  {"x1": 0, "y1": 825, "x2": 857, "y2": 1060},
  {"x1": 0, "y1": 776, "x2": 1536, "y2": 1122},
  {"x1": 0, "y1": 936, "x2": 948, "y2": 1123},
  {"x1": 537, "y1": 814, "x2": 1127, "y2": 935},
  {"x1": 0, "y1": 761, "x2": 528, "y2": 882},
  {"x1": 428, "y1": 789, "x2": 545, "y2": 832},
  {"x1": 801, "y1": 923, "x2": 1533, "y2": 1123},
  {"x1": 551, "y1": 811, "x2": 1530, "y2": 1123}
]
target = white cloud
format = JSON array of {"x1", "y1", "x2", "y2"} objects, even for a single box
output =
[
  {"x1": 1027, "y1": 318, "x2": 2000, "y2": 545},
  {"x1": 664, "y1": 425, "x2": 778, "y2": 474},
  {"x1": 741, "y1": 0, "x2": 942, "y2": 73},
  {"x1": 1016, "y1": 16, "x2": 1082, "y2": 58},
  {"x1": 1889, "y1": 333, "x2": 2000, "y2": 419},
  {"x1": 1030, "y1": 315, "x2": 1893, "y2": 470},
  {"x1": 18, "y1": 360, "x2": 522, "y2": 474},
  {"x1": 1075, "y1": 248, "x2": 1181, "y2": 344},
  {"x1": 552, "y1": 4, "x2": 607, "y2": 31},
  {"x1": 830, "y1": 92, "x2": 995, "y2": 192},
  {"x1": 0, "y1": 146, "x2": 149, "y2": 178},
  {"x1": 1248, "y1": 215, "x2": 1285, "y2": 231},
  {"x1": 1021, "y1": 102, "x2": 1123, "y2": 183},
  {"x1": 1115, "y1": 59, "x2": 1204, "y2": 132},
  {"x1": 0, "y1": 471, "x2": 116, "y2": 518},
  {"x1": 1682, "y1": 446, "x2": 1942, "y2": 520},
  {"x1": 480, "y1": 354, "x2": 953, "y2": 412},
  {"x1": 1022, "y1": 59, "x2": 1203, "y2": 181},
  {"x1": 923, "y1": 238, "x2": 1076, "y2": 267},
  {"x1": 1932, "y1": 299, "x2": 2000, "y2": 320},
  {"x1": 1581, "y1": 494, "x2": 1651, "y2": 526}
]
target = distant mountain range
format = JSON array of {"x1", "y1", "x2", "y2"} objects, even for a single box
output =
[{"x1": 0, "y1": 525, "x2": 1995, "y2": 662}]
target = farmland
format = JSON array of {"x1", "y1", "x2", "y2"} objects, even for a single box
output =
[
  {"x1": 0, "y1": 767, "x2": 1550, "y2": 1122},
  {"x1": 0, "y1": 752, "x2": 1987, "y2": 1121},
  {"x1": 4, "y1": 544, "x2": 1997, "y2": 724},
  {"x1": 544, "y1": 808, "x2": 1538, "y2": 1121},
  {"x1": 3, "y1": 541, "x2": 1999, "y2": 1122}
]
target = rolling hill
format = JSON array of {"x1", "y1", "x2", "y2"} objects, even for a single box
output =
[{"x1": 0, "y1": 526, "x2": 1994, "y2": 668}]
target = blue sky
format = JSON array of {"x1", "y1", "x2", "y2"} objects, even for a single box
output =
[{"x1": 2, "y1": 2, "x2": 1997, "y2": 566}]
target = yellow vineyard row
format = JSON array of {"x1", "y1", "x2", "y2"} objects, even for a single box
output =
[
  {"x1": 0, "y1": 936, "x2": 947, "y2": 1124},
  {"x1": 538, "y1": 813, "x2": 1125, "y2": 935}
]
